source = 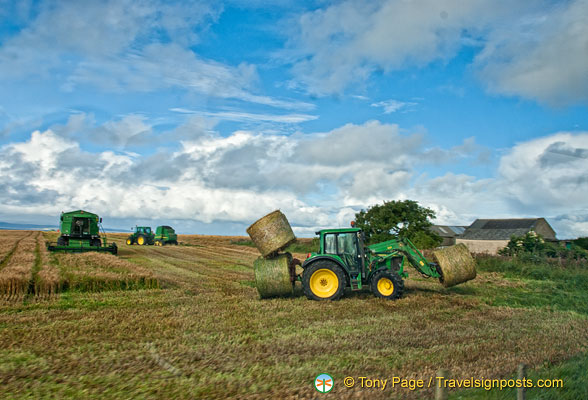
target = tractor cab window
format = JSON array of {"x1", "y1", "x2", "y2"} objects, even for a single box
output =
[
  {"x1": 337, "y1": 233, "x2": 358, "y2": 258},
  {"x1": 145, "y1": 227, "x2": 151, "y2": 234},
  {"x1": 324, "y1": 233, "x2": 358, "y2": 258},
  {"x1": 324, "y1": 234, "x2": 337, "y2": 254}
]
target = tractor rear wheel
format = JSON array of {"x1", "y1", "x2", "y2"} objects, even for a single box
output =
[
  {"x1": 302, "y1": 261, "x2": 346, "y2": 301},
  {"x1": 371, "y1": 270, "x2": 404, "y2": 300},
  {"x1": 137, "y1": 235, "x2": 146, "y2": 245},
  {"x1": 126, "y1": 238, "x2": 133, "y2": 245}
]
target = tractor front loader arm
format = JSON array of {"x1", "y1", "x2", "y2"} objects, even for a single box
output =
[{"x1": 368, "y1": 237, "x2": 441, "y2": 279}]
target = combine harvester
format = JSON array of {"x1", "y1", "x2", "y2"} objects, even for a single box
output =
[
  {"x1": 248, "y1": 211, "x2": 476, "y2": 300},
  {"x1": 47, "y1": 210, "x2": 117, "y2": 255}
]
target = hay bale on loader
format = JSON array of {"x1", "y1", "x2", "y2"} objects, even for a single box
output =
[
  {"x1": 433, "y1": 243, "x2": 477, "y2": 287},
  {"x1": 253, "y1": 253, "x2": 295, "y2": 298},
  {"x1": 246, "y1": 210, "x2": 296, "y2": 258}
]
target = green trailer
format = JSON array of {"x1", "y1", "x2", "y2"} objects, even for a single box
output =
[
  {"x1": 47, "y1": 210, "x2": 117, "y2": 255},
  {"x1": 154, "y1": 226, "x2": 178, "y2": 246}
]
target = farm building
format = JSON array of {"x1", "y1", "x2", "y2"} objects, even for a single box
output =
[
  {"x1": 456, "y1": 218, "x2": 557, "y2": 254},
  {"x1": 430, "y1": 225, "x2": 467, "y2": 246}
]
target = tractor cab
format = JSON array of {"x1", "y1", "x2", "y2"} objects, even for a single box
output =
[{"x1": 317, "y1": 228, "x2": 365, "y2": 276}]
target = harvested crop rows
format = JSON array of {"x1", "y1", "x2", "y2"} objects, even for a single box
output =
[
  {"x1": 0, "y1": 231, "x2": 587, "y2": 399},
  {"x1": 0, "y1": 230, "x2": 158, "y2": 301}
]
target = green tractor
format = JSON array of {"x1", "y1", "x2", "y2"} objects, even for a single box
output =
[
  {"x1": 154, "y1": 226, "x2": 178, "y2": 246},
  {"x1": 126, "y1": 226, "x2": 155, "y2": 246},
  {"x1": 298, "y1": 228, "x2": 475, "y2": 301},
  {"x1": 47, "y1": 210, "x2": 117, "y2": 255}
]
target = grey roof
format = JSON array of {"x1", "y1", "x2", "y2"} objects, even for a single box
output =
[
  {"x1": 430, "y1": 225, "x2": 467, "y2": 237},
  {"x1": 461, "y1": 219, "x2": 543, "y2": 240}
]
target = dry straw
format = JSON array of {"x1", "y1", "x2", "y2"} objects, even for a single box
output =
[
  {"x1": 0, "y1": 234, "x2": 36, "y2": 300},
  {"x1": 434, "y1": 243, "x2": 477, "y2": 287},
  {"x1": 246, "y1": 210, "x2": 296, "y2": 258},
  {"x1": 35, "y1": 233, "x2": 60, "y2": 297},
  {"x1": 56, "y1": 252, "x2": 159, "y2": 292},
  {"x1": 254, "y1": 253, "x2": 294, "y2": 298}
]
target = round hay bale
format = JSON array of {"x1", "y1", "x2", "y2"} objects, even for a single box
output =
[
  {"x1": 254, "y1": 253, "x2": 294, "y2": 298},
  {"x1": 247, "y1": 210, "x2": 296, "y2": 258},
  {"x1": 433, "y1": 243, "x2": 477, "y2": 287}
]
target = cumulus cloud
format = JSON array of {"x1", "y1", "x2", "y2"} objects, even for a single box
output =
[
  {"x1": 475, "y1": 0, "x2": 588, "y2": 106},
  {"x1": 498, "y1": 132, "x2": 588, "y2": 212},
  {"x1": 2, "y1": 120, "x2": 587, "y2": 237}
]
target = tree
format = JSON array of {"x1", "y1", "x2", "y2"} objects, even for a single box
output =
[
  {"x1": 573, "y1": 237, "x2": 588, "y2": 250},
  {"x1": 354, "y1": 200, "x2": 441, "y2": 248}
]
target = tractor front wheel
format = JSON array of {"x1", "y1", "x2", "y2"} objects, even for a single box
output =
[
  {"x1": 302, "y1": 261, "x2": 346, "y2": 301},
  {"x1": 126, "y1": 238, "x2": 133, "y2": 245},
  {"x1": 371, "y1": 270, "x2": 404, "y2": 300}
]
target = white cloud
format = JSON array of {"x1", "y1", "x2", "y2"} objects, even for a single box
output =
[
  {"x1": 371, "y1": 99, "x2": 417, "y2": 114},
  {"x1": 498, "y1": 132, "x2": 588, "y2": 212},
  {"x1": 286, "y1": 0, "x2": 588, "y2": 105},
  {"x1": 0, "y1": 0, "x2": 311, "y2": 110},
  {"x1": 170, "y1": 108, "x2": 318, "y2": 123},
  {"x1": 286, "y1": 0, "x2": 517, "y2": 95},
  {"x1": 2, "y1": 122, "x2": 588, "y2": 237},
  {"x1": 475, "y1": 0, "x2": 588, "y2": 105}
]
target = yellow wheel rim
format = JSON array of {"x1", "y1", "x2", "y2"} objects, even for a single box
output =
[
  {"x1": 377, "y1": 277, "x2": 394, "y2": 296},
  {"x1": 138, "y1": 236, "x2": 145, "y2": 245},
  {"x1": 126, "y1": 239, "x2": 131, "y2": 245},
  {"x1": 310, "y1": 269, "x2": 339, "y2": 298}
]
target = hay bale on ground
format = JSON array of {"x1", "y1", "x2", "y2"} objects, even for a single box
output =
[
  {"x1": 254, "y1": 253, "x2": 294, "y2": 298},
  {"x1": 247, "y1": 210, "x2": 296, "y2": 258},
  {"x1": 433, "y1": 243, "x2": 477, "y2": 287}
]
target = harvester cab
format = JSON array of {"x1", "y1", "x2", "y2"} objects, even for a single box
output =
[
  {"x1": 126, "y1": 226, "x2": 155, "y2": 246},
  {"x1": 300, "y1": 228, "x2": 476, "y2": 301},
  {"x1": 48, "y1": 210, "x2": 117, "y2": 255}
]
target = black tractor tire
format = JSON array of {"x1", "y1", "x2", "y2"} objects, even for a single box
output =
[
  {"x1": 137, "y1": 235, "x2": 146, "y2": 246},
  {"x1": 173, "y1": 240, "x2": 178, "y2": 245},
  {"x1": 302, "y1": 260, "x2": 346, "y2": 301},
  {"x1": 126, "y1": 237, "x2": 133, "y2": 245},
  {"x1": 371, "y1": 269, "x2": 404, "y2": 300},
  {"x1": 57, "y1": 236, "x2": 67, "y2": 246}
]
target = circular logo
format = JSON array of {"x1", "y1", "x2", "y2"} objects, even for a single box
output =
[{"x1": 314, "y1": 373, "x2": 334, "y2": 393}]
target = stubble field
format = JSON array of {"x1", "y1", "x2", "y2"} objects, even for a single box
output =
[{"x1": 0, "y1": 230, "x2": 587, "y2": 399}]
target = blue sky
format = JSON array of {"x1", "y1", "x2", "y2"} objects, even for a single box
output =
[{"x1": 0, "y1": 0, "x2": 587, "y2": 238}]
